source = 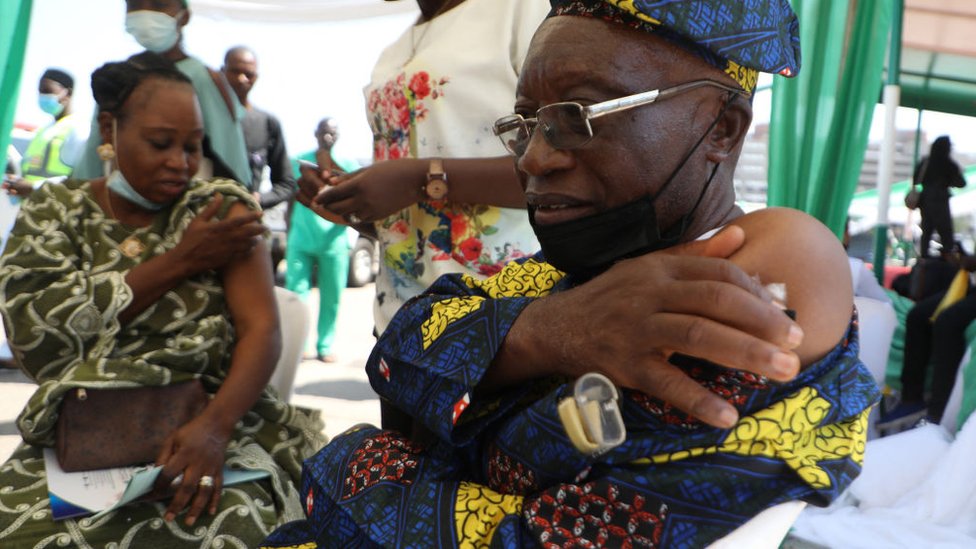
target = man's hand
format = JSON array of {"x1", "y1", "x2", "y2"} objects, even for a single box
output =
[{"x1": 497, "y1": 226, "x2": 803, "y2": 429}]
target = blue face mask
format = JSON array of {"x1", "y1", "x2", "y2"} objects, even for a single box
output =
[
  {"x1": 38, "y1": 93, "x2": 64, "y2": 117},
  {"x1": 107, "y1": 169, "x2": 167, "y2": 211}
]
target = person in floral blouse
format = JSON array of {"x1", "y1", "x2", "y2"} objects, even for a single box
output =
[{"x1": 295, "y1": 0, "x2": 547, "y2": 337}]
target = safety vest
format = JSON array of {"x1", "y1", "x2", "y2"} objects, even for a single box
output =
[{"x1": 21, "y1": 114, "x2": 76, "y2": 185}]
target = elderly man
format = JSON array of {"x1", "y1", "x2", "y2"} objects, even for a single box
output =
[{"x1": 263, "y1": 1, "x2": 879, "y2": 547}]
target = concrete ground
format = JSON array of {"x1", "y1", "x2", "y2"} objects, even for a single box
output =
[{"x1": 0, "y1": 284, "x2": 381, "y2": 460}]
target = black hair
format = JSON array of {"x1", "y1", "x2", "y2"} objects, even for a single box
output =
[
  {"x1": 920, "y1": 135, "x2": 957, "y2": 186},
  {"x1": 224, "y1": 45, "x2": 256, "y2": 65},
  {"x1": 41, "y1": 68, "x2": 74, "y2": 92},
  {"x1": 930, "y1": 135, "x2": 952, "y2": 161},
  {"x1": 90, "y1": 51, "x2": 192, "y2": 118}
]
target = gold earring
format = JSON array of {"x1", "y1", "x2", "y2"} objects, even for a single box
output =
[{"x1": 96, "y1": 143, "x2": 115, "y2": 178}]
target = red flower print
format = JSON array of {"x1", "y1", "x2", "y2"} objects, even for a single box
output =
[
  {"x1": 389, "y1": 219, "x2": 409, "y2": 237},
  {"x1": 479, "y1": 263, "x2": 504, "y2": 277},
  {"x1": 451, "y1": 216, "x2": 468, "y2": 239},
  {"x1": 409, "y1": 72, "x2": 432, "y2": 99},
  {"x1": 459, "y1": 237, "x2": 483, "y2": 262}
]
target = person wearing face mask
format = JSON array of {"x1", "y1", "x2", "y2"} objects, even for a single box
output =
[
  {"x1": 262, "y1": 1, "x2": 879, "y2": 547},
  {"x1": 2, "y1": 68, "x2": 88, "y2": 198},
  {"x1": 285, "y1": 117, "x2": 359, "y2": 364},
  {"x1": 72, "y1": 0, "x2": 252, "y2": 189},
  {"x1": 0, "y1": 52, "x2": 323, "y2": 547}
]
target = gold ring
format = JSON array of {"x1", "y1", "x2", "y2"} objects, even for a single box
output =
[{"x1": 198, "y1": 475, "x2": 214, "y2": 488}]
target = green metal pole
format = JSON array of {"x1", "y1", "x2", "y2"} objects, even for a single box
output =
[{"x1": 873, "y1": 0, "x2": 904, "y2": 283}]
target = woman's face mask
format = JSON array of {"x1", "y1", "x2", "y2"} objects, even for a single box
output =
[
  {"x1": 38, "y1": 93, "x2": 64, "y2": 117},
  {"x1": 125, "y1": 10, "x2": 183, "y2": 53}
]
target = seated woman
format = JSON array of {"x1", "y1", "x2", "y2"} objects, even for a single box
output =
[
  {"x1": 263, "y1": 1, "x2": 879, "y2": 547},
  {"x1": 0, "y1": 53, "x2": 324, "y2": 547}
]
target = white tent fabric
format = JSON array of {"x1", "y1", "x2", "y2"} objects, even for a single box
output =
[
  {"x1": 790, "y1": 419, "x2": 976, "y2": 548},
  {"x1": 189, "y1": 0, "x2": 417, "y2": 22}
]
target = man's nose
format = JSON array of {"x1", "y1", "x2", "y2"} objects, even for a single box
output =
[{"x1": 517, "y1": 127, "x2": 575, "y2": 177}]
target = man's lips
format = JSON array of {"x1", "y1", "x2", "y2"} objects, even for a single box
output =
[{"x1": 528, "y1": 194, "x2": 595, "y2": 225}]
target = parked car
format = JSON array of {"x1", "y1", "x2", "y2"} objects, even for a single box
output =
[{"x1": 346, "y1": 229, "x2": 379, "y2": 287}]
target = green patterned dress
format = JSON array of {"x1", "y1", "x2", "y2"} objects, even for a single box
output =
[{"x1": 0, "y1": 178, "x2": 326, "y2": 548}]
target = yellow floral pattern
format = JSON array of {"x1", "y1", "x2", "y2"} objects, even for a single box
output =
[
  {"x1": 635, "y1": 386, "x2": 871, "y2": 490},
  {"x1": 420, "y1": 259, "x2": 565, "y2": 350},
  {"x1": 422, "y1": 297, "x2": 486, "y2": 350},
  {"x1": 455, "y1": 482, "x2": 524, "y2": 548},
  {"x1": 459, "y1": 258, "x2": 565, "y2": 298}
]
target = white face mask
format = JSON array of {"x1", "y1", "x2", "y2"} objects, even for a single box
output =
[{"x1": 125, "y1": 10, "x2": 183, "y2": 53}]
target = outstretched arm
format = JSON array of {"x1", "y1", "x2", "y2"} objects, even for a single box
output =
[{"x1": 298, "y1": 156, "x2": 527, "y2": 226}]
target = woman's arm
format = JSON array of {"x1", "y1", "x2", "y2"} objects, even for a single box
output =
[
  {"x1": 306, "y1": 156, "x2": 527, "y2": 224},
  {"x1": 202, "y1": 203, "x2": 281, "y2": 432},
  {"x1": 119, "y1": 195, "x2": 266, "y2": 324},
  {"x1": 157, "y1": 201, "x2": 281, "y2": 525}
]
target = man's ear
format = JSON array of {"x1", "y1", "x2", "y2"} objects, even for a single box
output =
[
  {"x1": 97, "y1": 112, "x2": 115, "y2": 146},
  {"x1": 704, "y1": 96, "x2": 752, "y2": 164}
]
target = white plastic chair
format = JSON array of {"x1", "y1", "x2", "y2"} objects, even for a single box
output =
[
  {"x1": 853, "y1": 296, "x2": 897, "y2": 387},
  {"x1": 706, "y1": 500, "x2": 807, "y2": 549},
  {"x1": 854, "y1": 295, "x2": 897, "y2": 439},
  {"x1": 267, "y1": 287, "x2": 310, "y2": 402}
]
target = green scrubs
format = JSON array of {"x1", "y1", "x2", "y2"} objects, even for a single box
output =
[{"x1": 285, "y1": 151, "x2": 359, "y2": 357}]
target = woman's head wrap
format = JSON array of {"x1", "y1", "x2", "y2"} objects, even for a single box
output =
[{"x1": 547, "y1": 0, "x2": 801, "y2": 94}]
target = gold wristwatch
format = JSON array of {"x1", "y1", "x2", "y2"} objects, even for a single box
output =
[{"x1": 424, "y1": 158, "x2": 449, "y2": 200}]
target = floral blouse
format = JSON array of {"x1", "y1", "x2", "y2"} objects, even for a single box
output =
[{"x1": 364, "y1": 0, "x2": 548, "y2": 333}]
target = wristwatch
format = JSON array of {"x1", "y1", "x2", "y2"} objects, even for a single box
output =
[{"x1": 424, "y1": 158, "x2": 449, "y2": 200}]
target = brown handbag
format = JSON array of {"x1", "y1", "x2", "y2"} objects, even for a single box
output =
[{"x1": 56, "y1": 379, "x2": 209, "y2": 472}]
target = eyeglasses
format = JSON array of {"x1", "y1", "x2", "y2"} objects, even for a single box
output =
[{"x1": 493, "y1": 79, "x2": 746, "y2": 156}]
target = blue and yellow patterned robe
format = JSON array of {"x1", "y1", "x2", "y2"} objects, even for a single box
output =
[{"x1": 264, "y1": 255, "x2": 879, "y2": 548}]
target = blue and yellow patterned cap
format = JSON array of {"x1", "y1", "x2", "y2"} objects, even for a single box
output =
[{"x1": 548, "y1": 0, "x2": 801, "y2": 94}]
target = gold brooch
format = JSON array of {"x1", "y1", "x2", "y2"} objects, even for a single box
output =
[{"x1": 118, "y1": 235, "x2": 146, "y2": 258}]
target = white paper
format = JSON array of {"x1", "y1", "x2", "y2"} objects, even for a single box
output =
[{"x1": 44, "y1": 449, "x2": 271, "y2": 520}]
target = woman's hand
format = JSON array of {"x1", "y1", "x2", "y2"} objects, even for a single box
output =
[
  {"x1": 154, "y1": 413, "x2": 233, "y2": 526},
  {"x1": 2, "y1": 176, "x2": 33, "y2": 197},
  {"x1": 295, "y1": 162, "x2": 347, "y2": 224},
  {"x1": 312, "y1": 159, "x2": 425, "y2": 223},
  {"x1": 172, "y1": 195, "x2": 267, "y2": 275}
]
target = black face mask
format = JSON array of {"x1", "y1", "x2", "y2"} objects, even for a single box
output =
[
  {"x1": 528, "y1": 194, "x2": 680, "y2": 279},
  {"x1": 530, "y1": 101, "x2": 731, "y2": 279}
]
